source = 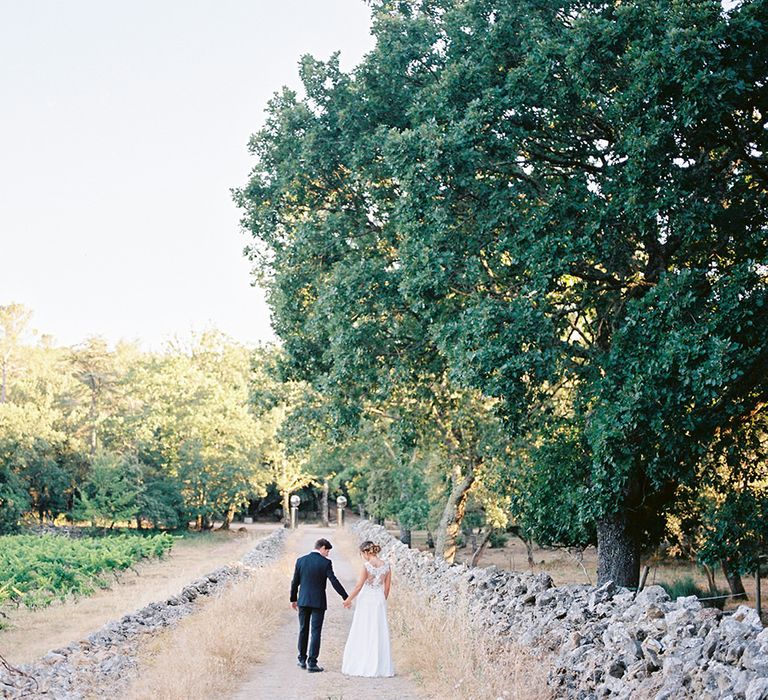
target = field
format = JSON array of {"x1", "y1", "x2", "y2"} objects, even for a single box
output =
[
  {"x1": 0, "y1": 524, "x2": 274, "y2": 665},
  {"x1": 401, "y1": 528, "x2": 767, "y2": 616},
  {"x1": 0, "y1": 532, "x2": 175, "y2": 609}
]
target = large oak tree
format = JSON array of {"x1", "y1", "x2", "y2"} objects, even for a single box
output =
[{"x1": 237, "y1": 0, "x2": 768, "y2": 585}]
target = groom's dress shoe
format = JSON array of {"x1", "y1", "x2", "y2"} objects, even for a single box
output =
[
  {"x1": 297, "y1": 661, "x2": 307, "y2": 669},
  {"x1": 307, "y1": 665, "x2": 324, "y2": 673}
]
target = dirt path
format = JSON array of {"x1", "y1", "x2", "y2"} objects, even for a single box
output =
[
  {"x1": 1, "y1": 525, "x2": 275, "y2": 664},
  {"x1": 230, "y1": 526, "x2": 428, "y2": 700}
]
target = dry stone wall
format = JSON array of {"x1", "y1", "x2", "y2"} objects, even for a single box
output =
[
  {"x1": 0, "y1": 528, "x2": 286, "y2": 700},
  {"x1": 354, "y1": 521, "x2": 768, "y2": 700}
]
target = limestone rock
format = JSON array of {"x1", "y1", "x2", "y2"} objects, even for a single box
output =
[
  {"x1": 350, "y1": 520, "x2": 768, "y2": 700},
  {"x1": 746, "y1": 677, "x2": 768, "y2": 700}
]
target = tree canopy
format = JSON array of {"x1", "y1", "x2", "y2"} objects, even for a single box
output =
[
  {"x1": 236, "y1": 0, "x2": 768, "y2": 585},
  {"x1": 0, "y1": 311, "x2": 300, "y2": 534}
]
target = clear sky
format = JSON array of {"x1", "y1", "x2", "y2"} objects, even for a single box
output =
[{"x1": 0, "y1": 1, "x2": 375, "y2": 349}]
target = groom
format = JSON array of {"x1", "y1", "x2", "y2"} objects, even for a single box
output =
[{"x1": 290, "y1": 537, "x2": 349, "y2": 673}]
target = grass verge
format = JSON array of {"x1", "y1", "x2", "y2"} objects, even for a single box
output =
[
  {"x1": 388, "y1": 585, "x2": 552, "y2": 700},
  {"x1": 125, "y1": 556, "x2": 289, "y2": 700}
]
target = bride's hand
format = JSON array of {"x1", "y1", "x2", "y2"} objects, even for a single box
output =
[{"x1": 343, "y1": 599, "x2": 352, "y2": 608}]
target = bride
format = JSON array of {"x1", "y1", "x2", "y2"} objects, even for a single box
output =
[{"x1": 341, "y1": 540, "x2": 395, "y2": 677}]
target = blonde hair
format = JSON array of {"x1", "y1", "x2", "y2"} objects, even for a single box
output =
[{"x1": 359, "y1": 540, "x2": 381, "y2": 556}]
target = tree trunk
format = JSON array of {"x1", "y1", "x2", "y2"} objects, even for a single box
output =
[
  {"x1": 399, "y1": 521, "x2": 411, "y2": 547},
  {"x1": 321, "y1": 480, "x2": 330, "y2": 528},
  {"x1": 597, "y1": 512, "x2": 640, "y2": 587},
  {"x1": 282, "y1": 490, "x2": 291, "y2": 528},
  {"x1": 525, "y1": 537, "x2": 534, "y2": 568},
  {"x1": 219, "y1": 503, "x2": 237, "y2": 530},
  {"x1": 89, "y1": 379, "x2": 98, "y2": 457},
  {"x1": 722, "y1": 557, "x2": 748, "y2": 600},
  {"x1": 426, "y1": 530, "x2": 435, "y2": 549},
  {"x1": 434, "y1": 463, "x2": 476, "y2": 563},
  {"x1": 470, "y1": 528, "x2": 493, "y2": 567},
  {"x1": 512, "y1": 527, "x2": 534, "y2": 567},
  {"x1": 703, "y1": 563, "x2": 718, "y2": 595}
]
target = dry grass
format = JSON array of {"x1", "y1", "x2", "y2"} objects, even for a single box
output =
[
  {"x1": 1, "y1": 527, "x2": 273, "y2": 665},
  {"x1": 387, "y1": 585, "x2": 552, "y2": 700},
  {"x1": 333, "y1": 529, "x2": 551, "y2": 700},
  {"x1": 126, "y1": 556, "x2": 290, "y2": 700}
]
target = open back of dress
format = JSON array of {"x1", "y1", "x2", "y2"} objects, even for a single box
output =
[{"x1": 341, "y1": 561, "x2": 395, "y2": 677}]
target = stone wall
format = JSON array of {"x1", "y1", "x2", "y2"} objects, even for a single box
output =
[
  {"x1": 353, "y1": 521, "x2": 768, "y2": 700},
  {"x1": 0, "y1": 528, "x2": 286, "y2": 700}
]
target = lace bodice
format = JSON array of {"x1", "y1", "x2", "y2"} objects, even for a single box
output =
[{"x1": 364, "y1": 561, "x2": 389, "y2": 589}]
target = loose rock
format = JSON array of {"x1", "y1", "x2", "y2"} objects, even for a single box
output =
[{"x1": 352, "y1": 521, "x2": 767, "y2": 699}]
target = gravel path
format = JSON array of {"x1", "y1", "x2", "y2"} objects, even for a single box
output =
[{"x1": 230, "y1": 526, "x2": 427, "y2": 700}]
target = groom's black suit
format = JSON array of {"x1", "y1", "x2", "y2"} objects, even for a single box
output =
[{"x1": 290, "y1": 549, "x2": 348, "y2": 669}]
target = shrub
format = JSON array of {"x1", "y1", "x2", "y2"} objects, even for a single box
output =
[
  {"x1": 488, "y1": 530, "x2": 509, "y2": 549},
  {"x1": 660, "y1": 576, "x2": 704, "y2": 599},
  {"x1": 659, "y1": 576, "x2": 727, "y2": 610}
]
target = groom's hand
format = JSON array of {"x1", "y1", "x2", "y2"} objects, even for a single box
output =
[
  {"x1": 343, "y1": 599, "x2": 352, "y2": 609},
  {"x1": 291, "y1": 602, "x2": 298, "y2": 610}
]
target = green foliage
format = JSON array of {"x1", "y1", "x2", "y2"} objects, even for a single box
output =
[
  {"x1": 488, "y1": 530, "x2": 509, "y2": 549},
  {"x1": 137, "y1": 470, "x2": 186, "y2": 529},
  {"x1": 0, "y1": 303, "x2": 32, "y2": 404},
  {"x1": 698, "y1": 486, "x2": 768, "y2": 575},
  {"x1": 0, "y1": 532, "x2": 174, "y2": 608},
  {"x1": 0, "y1": 402, "x2": 75, "y2": 531},
  {"x1": 177, "y1": 439, "x2": 220, "y2": 527},
  {"x1": 0, "y1": 465, "x2": 29, "y2": 534},
  {"x1": 0, "y1": 402, "x2": 78, "y2": 524},
  {"x1": 125, "y1": 333, "x2": 272, "y2": 529},
  {"x1": 659, "y1": 576, "x2": 706, "y2": 601},
  {"x1": 73, "y1": 451, "x2": 142, "y2": 528},
  {"x1": 365, "y1": 450, "x2": 431, "y2": 530},
  {"x1": 236, "y1": 0, "x2": 768, "y2": 581},
  {"x1": 658, "y1": 576, "x2": 728, "y2": 610},
  {"x1": 68, "y1": 337, "x2": 120, "y2": 456},
  {"x1": 0, "y1": 317, "x2": 293, "y2": 532},
  {"x1": 505, "y1": 422, "x2": 596, "y2": 549}
]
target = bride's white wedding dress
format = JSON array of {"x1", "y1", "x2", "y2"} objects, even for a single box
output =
[{"x1": 341, "y1": 561, "x2": 395, "y2": 677}]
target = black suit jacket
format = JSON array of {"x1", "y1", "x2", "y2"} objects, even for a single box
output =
[{"x1": 290, "y1": 551, "x2": 348, "y2": 609}]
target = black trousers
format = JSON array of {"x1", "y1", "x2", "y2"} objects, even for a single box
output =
[{"x1": 297, "y1": 606, "x2": 326, "y2": 665}]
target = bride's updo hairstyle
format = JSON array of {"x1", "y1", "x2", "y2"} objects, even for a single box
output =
[{"x1": 359, "y1": 540, "x2": 381, "y2": 556}]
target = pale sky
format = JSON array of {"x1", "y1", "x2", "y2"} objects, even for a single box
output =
[{"x1": 0, "y1": 1, "x2": 374, "y2": 349}]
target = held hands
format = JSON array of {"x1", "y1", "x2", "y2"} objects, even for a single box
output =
[{"x1": 343, "y1": 598, "x2": 353, "y2": 609}]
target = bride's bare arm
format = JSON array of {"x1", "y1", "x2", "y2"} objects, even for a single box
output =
[
  {"x1": 383, "y1": 569, "x2": 392, "y2": 599},
  {"x1": 343, "y1": 566, "x2": 368, "y2": 607}
]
